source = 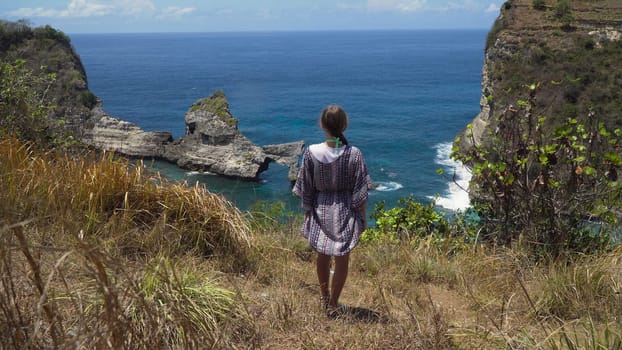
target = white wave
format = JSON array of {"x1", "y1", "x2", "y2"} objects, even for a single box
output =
[
  {"x1": 429, "y1": 142, "x2": 472, "y2": 211},
  {"x1": 374, "y1": 181, "x2": 404, "y2": 192},
  {"x1": 186, "y1": 170, "x2": 215, "y2": 176}
]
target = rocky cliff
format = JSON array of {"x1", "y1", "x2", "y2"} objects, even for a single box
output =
[
  {"x1": 161, "y1": 91, "x2": 303, "y2": 180},
  {"x1": 0, "y1": 21, "x2": 98, "y2": 138},
  {"x1": 460, "y1": 0, "x2": 622, "y2": 151},
  {"x1": 1, "y1": 21, "x2": 303, "y2": 182}
]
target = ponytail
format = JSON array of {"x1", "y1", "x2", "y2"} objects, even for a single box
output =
[
  {"x1": 335, "y1": 131, "x2": 349, "y2": 146},
  {"x1": 321, "y1": 105, "x2": 349, "y2": 146}
]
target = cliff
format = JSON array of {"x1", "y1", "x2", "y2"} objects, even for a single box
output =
[
  {"x1": 1, "y1": 21, "x2": 303, "y2": 181},
  {"x1": 461, "y1": 0, "x2": 622, "y2": 151},
  {"x1": 162, "y1": 92, "x2": 303, "y2": 180},
  {"x1": 0, "y1": 20, "x2": 98, "y2": 138}
]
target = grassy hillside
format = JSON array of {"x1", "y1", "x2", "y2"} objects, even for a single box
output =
[
  {"x1": 1, "y1": 137, "x2": 621, "y2": 349},
  {"x1": 486, "y1": 0, "x2": 622, "y2": 132}
]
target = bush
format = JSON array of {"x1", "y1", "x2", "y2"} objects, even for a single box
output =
[
  {"x1": 532, "y1": 0, "x2": 546, "y2": 10},
  {"x1": 453, "y1": 85, "x2": 622, "y2": 253},
  {"x1": 0, "y1": 59, "x2": 55, "y2": 144},
  {"x1": 555, "y1": 0, "x2": 575, "y2": 30},
  {"x1": 79, "y1": 90, "x2": 98, "y2": 109},
  {"x1": 33, "y1": 25, "x2": 71, "y2": 45},
  {"x1": 362, "y1": 197, "x2": 450, "y2": 243}
]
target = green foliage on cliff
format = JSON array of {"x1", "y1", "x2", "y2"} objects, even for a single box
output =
[
  {"x1": 1, "y1": 20, "x2": 95, "y2": 141},
  {"x1": 190, "y1": 90, "x2": 238, "y2": 127},
  {"x1": 454, "y1": 85, "x2": 621, "y2": 253},
  {"x1": 459, "y1": 0, "x2": 622, "y2": 252},
  {"x1": 0, "y1": 59, "x2": 56, "y2": 145}
]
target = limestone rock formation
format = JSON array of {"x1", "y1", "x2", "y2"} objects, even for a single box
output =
[
  {"x1": 84, "y1": 104, "x2": 173, "y2": 157},
  {"x1": 1, "y1": 21, "x2": 304, "y2": 182},
  {"x1": 161, "y1": 91, "x2": 303, "y2": 180},
  {"x1": 263, "y1": 141, "x2": 305, "y2": 181}
]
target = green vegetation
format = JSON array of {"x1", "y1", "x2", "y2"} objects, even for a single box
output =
[
  {"x1": 190, "y1": 90, "x2": 238, "y2": 126},
  {"x1": 555, "y1": 0, "x2": 575, "y2": 30},
  {"x1": 533, "y1": 0, "x2": 547, "y2": 10},
  {"x1": 79, "y1": 90, "x2": 97, "y2": 109},
  {"x1": 1, "y1": 20, "x2": 94, "y2": 141},
  {"x1": 2, "y1": 12, "x2": 622, "y2": 349},
  {"x1": 454, "y1": 85, "x2": 621, "y2": 253},
  {"x1": 0, "y1": 59, "x2": 56, "y2": 145},
  {"x1": 2, "y1": 126, "x2": 621, "y2": 348},
  {"x1": 362, "y1": 197, "x2": 451, "y2": 243}
]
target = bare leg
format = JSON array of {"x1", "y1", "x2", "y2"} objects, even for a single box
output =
[
  {"x1": 316, "y1": 253, "x2": 331, "y2": 307},
  {"x1": 329, "y1": 253, "x2": 349, "y2": 308}
]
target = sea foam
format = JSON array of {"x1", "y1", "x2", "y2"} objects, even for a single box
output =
[
  {"x1": 374, "y1": 181, "x2": 404, "y2": 192},
  {"x1": 430, "y1": 142, "x2": 472, "y2": 211}
]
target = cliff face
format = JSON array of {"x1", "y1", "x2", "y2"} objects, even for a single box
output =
[
  {"x1": 0, "y1": 21, "x2": 98, "y2": 138},
  {"x1": 461, "y1": 0, "x2": 622, "y2": 150}
]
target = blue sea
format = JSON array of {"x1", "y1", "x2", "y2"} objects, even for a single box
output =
[{"x1": 69, "y1": 30, "x2": 485, "y2": 213}]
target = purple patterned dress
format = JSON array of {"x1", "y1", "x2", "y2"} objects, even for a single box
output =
[{"x1": 293, "y1": 145, "x2": 373, "y2": 256}]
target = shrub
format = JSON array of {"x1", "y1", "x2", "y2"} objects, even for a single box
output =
[
  {"x1": 79, "y1": 90, "x2": 98, "y2": 109},
  {"x1": 362, "y1": 197, "x2": 450, "y2": 243},
  {"x1": 453, "y1": 85, "x2": 622, "y2": 253},
  {"x1": 532, "y1": 0, "x2": 546, "y2": 10},
  {"x1": 0, "y1": 59, "x2": 56, "y2": 145}
]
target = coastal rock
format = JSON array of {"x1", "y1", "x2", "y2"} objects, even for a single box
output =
[
  {"x1": 84, "y1": 105, "x2": 173, "y2": 157},
  {"x1": 263, "y1": 141, "x2": 305, "y2": 181},
  {"x1": 162, "y1": 91, "x2": 271, "y2": 180}
]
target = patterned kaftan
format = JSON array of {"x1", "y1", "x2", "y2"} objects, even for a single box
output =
[{"x1": 293, "y1": 144, "x2": 373, "y2": 256}]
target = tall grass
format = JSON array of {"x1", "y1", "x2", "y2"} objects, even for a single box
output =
[
  {"x1": 0, "y1": 137, "x2": 252, "y2": 264},
  {"x1": 1, "y1": 136, "x2": 621, "y2": 348},
  {"x1": 0, "y1": 222, "x2": 257, "y2": 349},
  {"x1": 0, "y1": 136, "x2": 257, "y2": 348}
]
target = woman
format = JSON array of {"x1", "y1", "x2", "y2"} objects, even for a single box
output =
[{"x1": 293, "y1": 104, "x2": 373, "y2": 315}]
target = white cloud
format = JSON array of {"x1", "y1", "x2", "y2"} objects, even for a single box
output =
[
  {"x1": 485, "y1": 3, "x2": 500, "y2": 13},
  {"x1": 8, "y1": 0, "x2": 112, "y2": 18},
  {"x1": 116, "y1": 0, "x2": 156, "y2": 16},
  {"x1": 6, "y1": 0, "x2": 193, "y2": 20},
  {"x1": 8, "y1": 7, "x2": 63, "y2": 18},
  {"x1": 158, "y1": 6, "x2": 196, "y2": 19},
  {"x1": 368, "y1": 0, "x2": 427, "y2": 13},
  {"x1": 66, "y1": 0, "x2": 112, "y2": 17}
]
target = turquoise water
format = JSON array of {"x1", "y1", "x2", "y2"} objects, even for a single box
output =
[{"x1": 70, "y1": 30, "x2": 486, "y2": 212}]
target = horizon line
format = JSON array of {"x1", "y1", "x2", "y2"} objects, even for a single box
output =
[{"x1": 66, "y1": 27, "x2": 491, "y2": 35}]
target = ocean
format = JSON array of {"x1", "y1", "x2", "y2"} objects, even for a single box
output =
[{"x1": 69, "y1": 30, "x2": 485, "y2": 213}]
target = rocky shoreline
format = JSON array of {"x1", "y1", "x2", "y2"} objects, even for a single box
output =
[{"x1": 83, "y1": 91, "x2": 303, "y2": 181}]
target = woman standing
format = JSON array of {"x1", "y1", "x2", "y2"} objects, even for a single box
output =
[{"x1": 293, "y1": 104, "x2": 373, "y2": 315}]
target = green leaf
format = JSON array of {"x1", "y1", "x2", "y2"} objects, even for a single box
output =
[
  {"x1": 539, "y1": 154, "x2": 549, "y2": 165},
  {"x1": 605, "y1": 152, "x2": 621, "y2": 166},
  {"x1": 583, "y1": 166, "x2": 596, "y2": 176},
  {"x1": 436, "y1": 168, "x2": 444, "y2": 175}
]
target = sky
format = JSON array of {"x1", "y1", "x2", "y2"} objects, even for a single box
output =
[{"x1": 1, "y1": 0, "x2": 505, "y2": 33}]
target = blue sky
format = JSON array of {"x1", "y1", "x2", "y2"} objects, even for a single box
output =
[{"x1": 1, "y1": 0, "x2": 504, "y2": 33}]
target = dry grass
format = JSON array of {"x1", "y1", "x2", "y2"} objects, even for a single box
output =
[{"x1": 1, "y1": 136, "x2": 621, "y2": 349}]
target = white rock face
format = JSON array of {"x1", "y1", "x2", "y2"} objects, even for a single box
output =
[
  {"x1": 84, "y1": 92, "x2": 304, "y2": 181},
  {"x1": 84, "y1": 109, "x2": 172, "y2": 157}
]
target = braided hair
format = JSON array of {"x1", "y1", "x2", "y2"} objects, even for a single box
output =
[{"x1": 320, "y1": 105, "x2": 349, "y2": 146}]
